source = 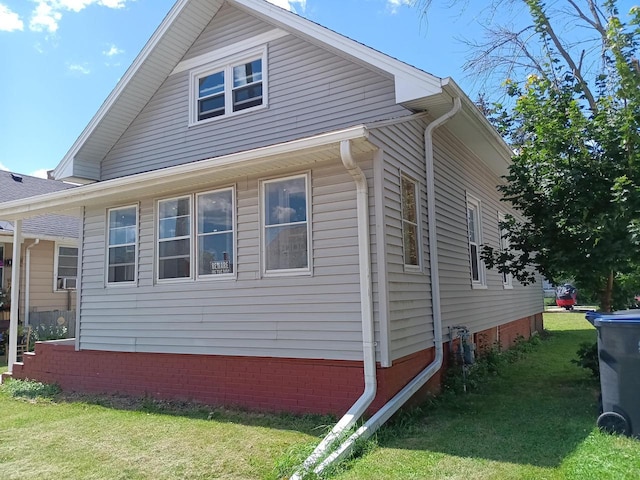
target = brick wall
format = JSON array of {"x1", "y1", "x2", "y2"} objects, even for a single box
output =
[{"x1": 7, "y1": 314, "x2": 542, "y2": 415}]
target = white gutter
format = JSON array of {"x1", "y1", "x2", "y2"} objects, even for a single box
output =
[
  {"x1": 24, "y1": 239, "x2": 40, "y2": 328},
  {"x1": 291, "y1": 139, "x2": 377, "y2": 479},
  {"x1": 303, "y1": 97, "x2": 463, "y2": 477}
]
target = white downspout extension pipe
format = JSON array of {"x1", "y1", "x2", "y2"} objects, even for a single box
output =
[
  {"x1": 25, "y1": 239, "x2": 40, "y2": 329},
  {"x1": 7, "y1": 219, "x2": 23, "y2": 374},
  {"x1": 310, "y1": 96, "x2": 463, "y2": 476},
  {"x1": 290, "y1": 140, "x2": 377, "y2": 480}
]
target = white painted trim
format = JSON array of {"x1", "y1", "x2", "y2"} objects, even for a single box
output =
[
  {"x1": 173, "y1": 28, "x2": 288, "y2": 75},
  {"x1": 466, "y1": 192, "x2": 486, "y2": 288},
  {"x1": 399, "y1": 171, "x2": 422, "y2": 272}
]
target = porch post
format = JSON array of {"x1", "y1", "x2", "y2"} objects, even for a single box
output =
[{"x1": 7, "y1": 219, "x2": 22, "y2": 374}]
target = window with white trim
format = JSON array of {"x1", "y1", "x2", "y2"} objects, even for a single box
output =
[
  {"x1": 55, "y1": 245, "x2": 78, "y2": 290},
  {"x1": 401, "y1": 174, "x2": 420, "y2": 268},
  {"x1": 158, "y1": 196, "x2": 192, "y2": 280},
  {"x1": 197, "y1": 189, "x2": 234, "y2": 277},
  {"x1": 107, "y1": 205, "x2": 137, "y2": 284},
  {"x1": 498, "y1": 212, "x2": 513, "y2": 288},
  {"x1": 191, "y1": 48, "x2": 266, "y2": 124},
  {"x1": 157, "y1": 188, "x2": 235, "y2": 282},
  {"x1": 467, "y1": 194, "x2": 486, "y2": 287},
  {"x1": 262, "y1": 174, "x2": 310, "y2": 274}
]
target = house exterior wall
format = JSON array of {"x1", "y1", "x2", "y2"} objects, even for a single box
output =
[
  {"x1": 369, "y1": 117, "x2": 543, "y2": 364},
  {"x1": 79, "y1": 157, "x2": 380, "y2": 361},
  {"x1": 98, "y1": 4, "x2": 408, "y2": 180},
  {"x1": 0, "y1": 239, "x2": 76, "y2": 321}
]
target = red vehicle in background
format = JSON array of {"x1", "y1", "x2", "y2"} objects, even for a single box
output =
[{"x1": 556, "y1": 284, "x2": 578, "y2": 310}]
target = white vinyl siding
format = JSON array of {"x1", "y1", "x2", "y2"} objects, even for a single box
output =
[
  {"x1": 78, "y1": 160, "x2": 367, "y2": 361},
  {"x1": 107, "y1": 205, "x2": 138, "y2": 285},
  {"x1": 99, "y1": 4, "x2": 406, "y2": 180}
]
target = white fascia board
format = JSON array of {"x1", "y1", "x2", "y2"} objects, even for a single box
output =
[
  {"x1": 0, "y1": 125, "x2": 370, "y2": 221},
  {"x1": 52, "y1": 0, "x2": 196, "y2": 181}
]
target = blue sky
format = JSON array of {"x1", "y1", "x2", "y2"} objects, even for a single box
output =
[{"x1": 0, "y1": 0, "x2": 634, "y2": 178}]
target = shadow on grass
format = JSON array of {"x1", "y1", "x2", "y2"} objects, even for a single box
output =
[{"x1": 375, "y1": 328, "x2": 600, "y2": 469}]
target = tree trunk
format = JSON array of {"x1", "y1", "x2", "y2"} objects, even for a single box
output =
[{"x1": 601, "y1": 271, "x2": 615, "y2": 312}]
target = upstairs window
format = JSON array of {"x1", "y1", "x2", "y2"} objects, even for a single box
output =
[
  {"x1": 467, "y1": 194, "x2": 486, "y2": 288},
  {"x1": 56, "y1": 245, "x2": 78, "y2": 290},
  {"x1": 401, "y1": 174, "x2": 420, "y2": 268},
  {"x1": 191, "y1": 48, "x2": 266, "y2": 125}
]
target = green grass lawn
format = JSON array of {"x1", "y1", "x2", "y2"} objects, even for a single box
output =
[{"x1": 1, "y1": 313, "x2": 639, "y2": 479}]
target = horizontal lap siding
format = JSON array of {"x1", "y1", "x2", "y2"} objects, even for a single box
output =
[
  {"x1": 432, "y1": 127, "x2": 543, "y2": 334},
  {"x1": 370, "y1": 118, "x2": 434, "y2": 361},
  {"x1": 79, "y1": 160, "x2": 374, "y2": 361},
  {"x1": 99, "y1": 6, "x2": 406, "y2": 180}
]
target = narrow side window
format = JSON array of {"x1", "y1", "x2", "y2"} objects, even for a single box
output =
[
  {"x1": 107, "y1": 205, "x2": 137, "y2": 284},
  {"x1": 158, "y1": 197, "x2": 192, "y2": 281},
  {"x1": 467, "y1": 194, "x2": 486, "y2": 287},
  {"x1": 401, "y1": 174, "x2": 420, "y2": 268}
]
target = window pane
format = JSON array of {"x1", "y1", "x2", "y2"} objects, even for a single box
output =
[
  {"x1": 159, "y1": 258, "x2": 190, "y2": 279},
  {"x1": 109, "y1": 225, "x2": 136, "y2": 245},
  {"x1": 199, "y1": 71, "x2": 224, "y2": 97},
  {"x1": 159, "y1": 216, "x2": 190, "y2": 239},
  {"x1": 265, "y1": 177, "x2": 307, "y2": 226},
  {"x1": 109, "y1": 245, "x2": 136, "y2": 266},
  {"x1": 159, "y1": 197, "x2": 190, "y2": 218},
  {"x1": 198, "y1": 190, "x2": 233, "y2": 234},
  {"x1": 470, "y1": 244, "x2": 479, "y2": 281},
  {"x1": 233, "y1": 84, "x2": 263, "y2": 112},
  {"x1": 159, "y1": 238, "x2": 190, "y2": 258},
  {"x1": 403, "y1": 223, "x2": 419, "y2": 266},
  {"x1": 401, "y1": 177, "x2": 417, "y2": 223},
  {"x1": 468, "y1": 207, "x2": 477, "y2": 243},
  {"x1": 265, "y1": 224, "x2": 308, "y2": 270},
  {"x1": 59, "y1": 246, "x2": 78, "y2": 257},
  {"x1": 109, "y1": 207, "x2": 137, "y2": 230},
  {"x1": 199, "y1": 95, "x2": 225, "y2": 120},
  {"x1": 199, "y1": 232, "x2": 234, "y2": 275},
  {"x1": 109, "y1": 264, "x2": 135, "y2": 283},
  {"x1": 233, "y1": 59, "x2": 262, "y2": 87}
]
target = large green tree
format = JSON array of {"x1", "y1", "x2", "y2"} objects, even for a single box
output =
[{"x1": 420, "y1": 0, "x2": 640, "y2": 311}]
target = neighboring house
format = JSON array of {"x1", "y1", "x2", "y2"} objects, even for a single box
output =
[
  {"x1": 0, "y1": 172, "x2": 79, "y2": 336},
  {"x1": 0, "y1": 0, "x2": 543, "y2": 415}
]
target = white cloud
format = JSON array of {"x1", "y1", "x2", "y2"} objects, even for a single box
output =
[
  {"x1": 0, "y1": 162, "x2": 9, "y2": 171},
  {"x1": 0, "y1": 4, "x2": 23, "y2": 32},
  {"x1": 68, "y1": 63, "x2": 90, "y2": 74},
  {"x1": 266, "y1": 0, "x2": 306, "y2": 13},
  {"x1": 30, "y1": 168, "x2": 50, "y2": 179},
  {"x1": 29, "y1": 0, "x2": 128, "y2": 33},
  {"x1": 103, "y1": 44, "x2": 123, "y2": 57},
  {"x1": 386, "y1": 0, "x2": 413, "y2": 14}
]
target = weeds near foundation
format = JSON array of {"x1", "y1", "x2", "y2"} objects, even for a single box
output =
[{"x1": 1, "y1": 378, "x2": 61, "y2": 400}]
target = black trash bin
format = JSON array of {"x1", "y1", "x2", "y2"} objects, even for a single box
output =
[{"x1": 585, "y1": 311, "x2": 640, "y2": 437}]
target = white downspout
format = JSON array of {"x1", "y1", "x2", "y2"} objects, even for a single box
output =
[
  {"x1": 25, "y1": 239, "x2": 40, "y2": 329},
  {"x1": 308, "y1": 97, "x2": 463, "y2": 476},
  {"x1": 7, "y1": 220, "x2": 23, "y2": 374},
  {"x1": 291, "y1": 140, "x2": 376, "y2": 479}
]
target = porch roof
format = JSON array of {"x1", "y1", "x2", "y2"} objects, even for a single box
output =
[{"x1": 0, "y1": 125, "x2": 374, "y2": 221}]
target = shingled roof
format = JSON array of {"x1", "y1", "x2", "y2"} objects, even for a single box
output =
[{"x1": 0, "y1": 171, "x2": 79, "y2": 240}]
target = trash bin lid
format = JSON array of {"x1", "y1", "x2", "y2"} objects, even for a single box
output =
[{"x1": 586, "y1": 310, "x2": 640, "y2": 327}]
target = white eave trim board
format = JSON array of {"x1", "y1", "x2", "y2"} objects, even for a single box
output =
[{"x1": 0, "y1": 125, "x2": 370, "y2": 221}]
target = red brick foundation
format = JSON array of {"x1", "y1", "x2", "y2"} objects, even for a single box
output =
[{"x1": 7, "y1": 314, "x2": 543, "y2": 415}]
